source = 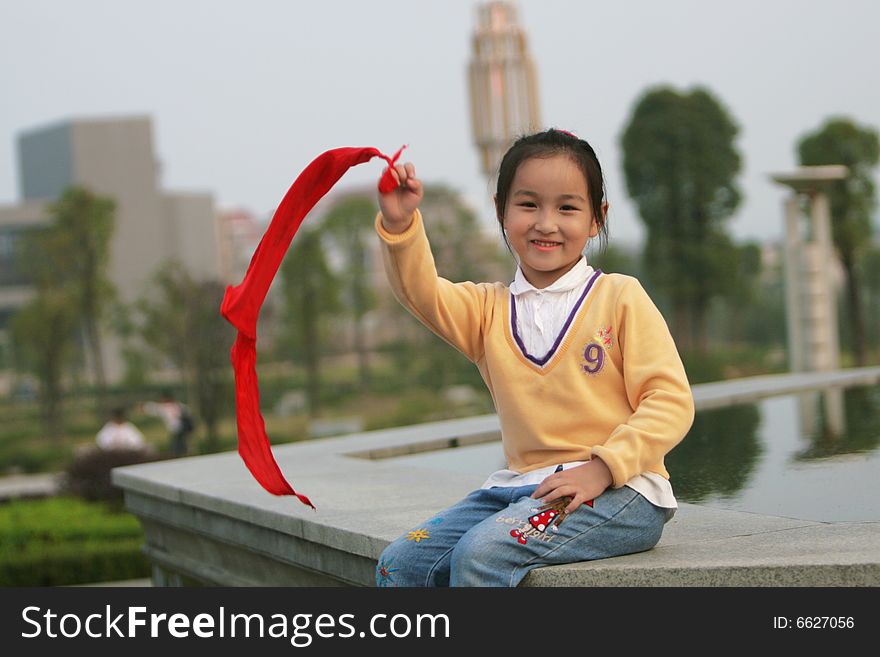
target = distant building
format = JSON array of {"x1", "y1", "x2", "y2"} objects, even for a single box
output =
[
  {"x1": 216, "y1": 208, "x2": 264, "y2": 286},
  {"x1": 468, "y1": 1, "x2": 542, "y2": 179},
  {"x1": 0, "y1": 115, "x2": 221, "y2": 383},
  {"x1": 215, "y1": 207, "x2": 288, "y2": 352}
]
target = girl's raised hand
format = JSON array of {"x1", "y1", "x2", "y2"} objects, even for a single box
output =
[{"x1": 378, "y1": 162, "x2": 423, "y2": 232}]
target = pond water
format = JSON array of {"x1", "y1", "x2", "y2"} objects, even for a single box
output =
[{"x1": 389, "y1": 385, "x2": 880, "y2": 522}]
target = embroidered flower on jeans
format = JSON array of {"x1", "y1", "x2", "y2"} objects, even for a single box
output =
[
  {"x1": 406, "y1": 528, "x2": 431, "y2": 543},
  {"x1": 376, "y1": 558, "x2": 399, "y2": 587}
]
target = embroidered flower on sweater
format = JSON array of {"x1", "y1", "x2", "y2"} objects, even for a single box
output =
[{"x1": 594, "y1": 325, "x2": 614, "y2": 351}]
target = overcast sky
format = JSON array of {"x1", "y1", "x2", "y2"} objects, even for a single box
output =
[{"x1": 1, "y1": 0, "x2": 878, "y2": 248}]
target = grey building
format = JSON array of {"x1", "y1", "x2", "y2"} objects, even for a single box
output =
[{"x1": 0, "y1": 115, "x2": 221, "y2": 384}]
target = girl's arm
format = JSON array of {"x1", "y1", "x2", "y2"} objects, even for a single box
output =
[
  {"x1": 589, "y1": 278, "x2": 696, "y2": 488},
  {"x1": 535, "y1": 278, "x2": 694, "y2": 512},
  {"x1": 376, "y1": 163, "x2": 491, "y2": 363}
]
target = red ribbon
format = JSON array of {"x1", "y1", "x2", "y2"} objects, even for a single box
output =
[{"x1": 220, "y1": 145, "x2": 405, "y2": 509}]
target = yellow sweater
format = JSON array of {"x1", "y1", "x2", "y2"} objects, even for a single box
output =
[{"x1": 376, "y1": 210, "x2": 695, "y2": 489}]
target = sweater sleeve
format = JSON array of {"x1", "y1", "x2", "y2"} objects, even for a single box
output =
[
  {"x1": 375, "y1": 209, "x2": 490, "y2": 363},
  {"x1": 590, "y1": 278, "x2": 695, "y2": 488}
]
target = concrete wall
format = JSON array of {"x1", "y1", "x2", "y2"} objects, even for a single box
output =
[
  {"x1": 69, "y1": 118, "x2": 166, "y2": 303},
  {"x1": 162, "y1": 192, "x2": 220, "y2": 281}
]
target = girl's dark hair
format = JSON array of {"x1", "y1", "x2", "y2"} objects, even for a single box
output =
[{"x1": 495, "y1": 128, "x2": 608, "y2": 251}]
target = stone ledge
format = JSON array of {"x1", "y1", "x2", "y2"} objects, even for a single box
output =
[{"x1": 113, "y1": 369, "x2": 880, "y2": 587}]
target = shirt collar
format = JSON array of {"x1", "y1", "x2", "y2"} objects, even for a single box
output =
[{"x1": 509, "y1": 256, "x2": 592, "y2": 296}]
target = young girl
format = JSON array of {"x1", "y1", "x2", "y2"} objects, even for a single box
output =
[{"x1": 374, "y1": 129, "x2": 694, "y2": 587}]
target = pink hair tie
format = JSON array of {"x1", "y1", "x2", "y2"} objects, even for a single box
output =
[{"x1": 555, "y1": 129, "x2": 579, "y2": 139}]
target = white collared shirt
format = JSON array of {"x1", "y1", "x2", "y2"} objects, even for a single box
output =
[
  {"x1": 509, "y1": 257, "x2": 596, "y2": 362},
  {"x1": 482, "y1": 257, "x2": 678, "y2": 514}
]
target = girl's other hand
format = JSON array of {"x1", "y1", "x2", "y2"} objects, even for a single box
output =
[
  {"x1": 531, "y1": 458, "x2": 613, "y2": 514},
  {"x1": 378, "y1": 162, "x2": 423, "y2": 233}
]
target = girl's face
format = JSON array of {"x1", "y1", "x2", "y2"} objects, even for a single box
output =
[{"x1": 502, "y1": 154, "x2": 599, "y2": 289}]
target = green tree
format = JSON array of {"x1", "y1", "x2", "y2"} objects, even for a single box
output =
[
  {"x1": 278, "y1": 227, "x2": 342, "y2": 416},
  {"x1": 137, "y1": 262, "x2": 234, "y2": 450},
  {"x1": 707, "y1": 241, "x2": 764, "y2": 348},
  {"x1": 10, "y1": 290, "x2": 79, "y2": 439},
  {"x1": 421, "y1": 186, "x2": 509, "y2": 284},
  {"x1": 620, "y1": 86, "x2": 742, "y2": 352},
  {"x1": 798, "y1": 118, "x2": 880, "y2": 366},
  {"x1": 863, "y1": 245, "x2": 880, "y2": 353},
  {"x1": 588, "y1": 243, "x2": 640, "y2": 277},
  {"x1": 322, "y1": 195, "x2": 379, "y2": 389},
  {"x1": 29, "y1": 187, "x2": 117, "y2": 401}
]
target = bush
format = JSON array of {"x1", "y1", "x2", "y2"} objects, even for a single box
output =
[
  {"x1": 0, "y1": 497, "x2": 150, "y2": 586},
  {"x1": 679, "y1": 350, "x2": 727, "y2": 384},
  {"x1": 62, "y1": 447, "x2": 165, "y2": 504},
  {"x1": 0, "y1": 442, "x2": 74, "y2": 474},
  {"x1": 0, "y1": 538, "x2": 149, "y2": 586}
]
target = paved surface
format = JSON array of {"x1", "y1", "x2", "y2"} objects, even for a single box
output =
[
  {"x1": 0, "y1": 472, "x2": 60, "y2": 501},
  {"x1": 692, "y1": 367, "x2": 880, "y2": 410}
]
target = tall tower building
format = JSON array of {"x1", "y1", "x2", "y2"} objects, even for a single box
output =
[{"x1": 468, "y1": 1, "x2": 542, "y2": 179}]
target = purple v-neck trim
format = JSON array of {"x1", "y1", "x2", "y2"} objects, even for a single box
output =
[{"x1": 510, "y1": 268, "x2": 603, "y2": 367}]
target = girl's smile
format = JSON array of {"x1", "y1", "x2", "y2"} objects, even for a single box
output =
[
  {"x1": 531, "y1": 239, "x2": 562, "y2": 251},
  {"x1": 501, "y1": 154, "x2": 599, "y2": 289}
]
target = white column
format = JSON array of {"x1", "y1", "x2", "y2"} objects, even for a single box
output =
[
  {"x1": 810, "y1": 192, "x2": 840, "y2": 371},
  {"x1": 783, "y1": 195, "x2": 804, "y2": 372}
]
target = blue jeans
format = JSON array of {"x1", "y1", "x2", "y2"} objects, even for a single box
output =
[{"x1": 376, "y1": 483, "x2": 670, "y2": 587}]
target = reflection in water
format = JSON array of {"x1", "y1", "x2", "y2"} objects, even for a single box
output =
[
  {"x1": 798, "y1": 388, "x2": 845, "y2": 441},
  {"x1": 666, "y1": 384, "x2": 880, "y2": 521},
  {"x1": 666, "y1": 404, "x2": 763, "y2": 502},
  {"x1": 797, "y1": 385, "x2": 880, "y2": 460}
]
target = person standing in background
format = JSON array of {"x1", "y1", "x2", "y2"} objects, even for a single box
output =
[{"x1": 142, "y1": 390, "x2": 195, "y2": 457}]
